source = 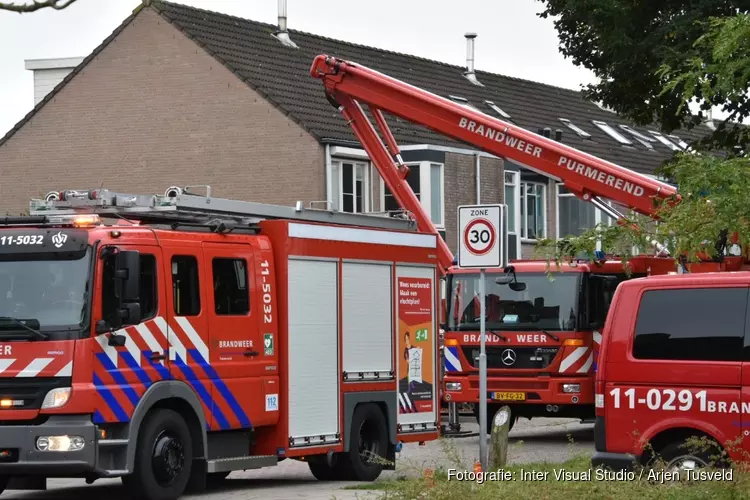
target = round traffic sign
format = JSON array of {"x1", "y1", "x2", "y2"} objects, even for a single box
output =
[{"x1": 463, "y1": 218, "x2": 496, "y2": 256}]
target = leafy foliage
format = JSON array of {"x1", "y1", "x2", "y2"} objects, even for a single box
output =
[
  {"x1": 535, "y1": 152, "x2": 750, "y2": 271},
  {"x1": 536, "y1": 0, "x2": 750, "y2": 151},
  {"x1": 0, "y1": 0, "x2": 78, "y2": 13}
]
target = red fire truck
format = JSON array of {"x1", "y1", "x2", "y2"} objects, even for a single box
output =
[
  {"x1": 0, "y1": 187, "x2": 442, "y2": 499},
  {"x1": 309, "y1": 54, "x2": 749, "y2": 433}
]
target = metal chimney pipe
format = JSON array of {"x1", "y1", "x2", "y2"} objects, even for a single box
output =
[
  {"x1": 278, "y1": 0, "x2": 288, "y2": 33},
  {"x1": 465, "y1": 33, "x2": 476, "y2": 74},
  {"x1": 463, "y1": 33, "x2": 483, "y2": 86},
  {"x1": 273, "y1": 0, "x2": 298, "y2": 48}
]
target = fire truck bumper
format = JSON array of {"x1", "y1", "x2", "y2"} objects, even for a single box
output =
[
  {"x1": 0, "y1": 415, "x2": 98, "y2": 476},
  {"x1": 443, "y1": 375, "x2": 594, "y2": 406}
]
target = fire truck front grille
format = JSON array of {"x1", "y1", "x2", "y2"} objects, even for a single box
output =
[
  {"x1": 0, "y1": 377, "x2": 72, "y2": 410},
  {"x1": 462, "y1": 346, "x2": 559, "y2": 369}
]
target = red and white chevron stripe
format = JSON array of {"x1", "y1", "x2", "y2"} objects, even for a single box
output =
[
  {"x1": 94, "y1": 315, "x2": 210, "y2": 366},
  {"x1": 0, "y1": 357, "x2": 72, "y2": 378},
  {"x1": 558, "y1": 346, "x2": 594, "y2": 374}
]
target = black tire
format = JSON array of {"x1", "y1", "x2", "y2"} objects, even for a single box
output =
[
  {"x1": 653, "y1": 439, "x2": 726, "y2": 472},
  {"x1": 206, "y1": 471, "x2": 230, "y2": 487},
  {"x1": 0, "y1": 475, "x2": 7, "y2": 495},
  {"x1": 339, "y1": 403, "x2": 388, "y2": 481},
  {"x1": 308, "y1": 459, "x2": 345, "y2": 481},
  {"x1": 121, "y1": 408, "x2": 193, "y2": 500}
]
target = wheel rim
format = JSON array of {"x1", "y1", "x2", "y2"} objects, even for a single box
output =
[
  {"x1": 667, "y1": 454, "x2": 708, "y2": 474},
  {"x1": 358, "y1": 420, "x2": 380, "y2": 464},
  {"x1": 151, "y1": 430, "x2": 185, "y2": 486}
]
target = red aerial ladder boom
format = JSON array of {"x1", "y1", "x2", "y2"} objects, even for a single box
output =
[{"x1": 310, "y1": 54, "x2": 680, "y2": 272}]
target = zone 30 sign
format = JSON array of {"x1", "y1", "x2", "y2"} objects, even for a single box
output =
[{"x1": 457, "y1": 204, "x2": 506, "y2": 268}]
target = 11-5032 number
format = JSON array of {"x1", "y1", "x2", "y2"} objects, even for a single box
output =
[{"x1": 0, "y1": 235, "x2": 43, "y2": 245}]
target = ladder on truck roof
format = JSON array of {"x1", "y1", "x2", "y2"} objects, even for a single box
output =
[{"x1": 28, "y1": 185, "x2": 418, "y2": 232}]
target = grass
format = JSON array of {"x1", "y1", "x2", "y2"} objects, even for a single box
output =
[{"x1": 342, "y1": 434, "x2": 750, "y2": 500}]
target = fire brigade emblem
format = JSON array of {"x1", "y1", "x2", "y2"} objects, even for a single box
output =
[
  {"x1": 52, "y1": 231, "x2": 67, "y2": 248},
  {"x1": 501, "y1": 349, "x2": 516, "y2": 366}
]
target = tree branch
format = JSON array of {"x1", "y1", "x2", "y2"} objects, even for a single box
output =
[{"x1": 0, "y1": 0, "x2": 78, "y2": 13}]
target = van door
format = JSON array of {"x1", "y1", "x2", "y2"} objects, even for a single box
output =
[{"x1": 202, "y1": 242, "x2": 271, "y2": 430}]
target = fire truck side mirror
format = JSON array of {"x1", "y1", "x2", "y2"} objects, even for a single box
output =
[{"x1": 115, "y1": 250, "x2": 141, "y2": 304}]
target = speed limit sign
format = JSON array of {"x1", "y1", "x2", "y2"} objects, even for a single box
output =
[{"x1": 458, "y1": 204, "x2": 506, "y2": 268}]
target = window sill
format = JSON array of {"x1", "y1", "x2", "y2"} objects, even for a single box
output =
[{"x1": 520, "y1": 238, "x2": 544, "y2": 244}]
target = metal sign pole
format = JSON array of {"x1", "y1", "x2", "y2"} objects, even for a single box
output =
[{"x1": 478, "y1": 267, "x2": 487, "y2": 471}]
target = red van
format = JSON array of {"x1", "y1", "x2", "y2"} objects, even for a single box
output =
[{"x1": 592, "y1": 272, "x2": 750, "y2": 473}]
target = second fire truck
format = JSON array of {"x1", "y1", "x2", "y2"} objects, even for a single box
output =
[{"x1": 309, "y1": 54, "x2": 749, "y2": 432}]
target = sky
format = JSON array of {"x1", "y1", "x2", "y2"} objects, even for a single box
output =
[{"x1": 0, "y1": 0, "x2": 729, "y2": 137}]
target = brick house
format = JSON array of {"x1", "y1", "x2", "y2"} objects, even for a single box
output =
[{"x1": 0, "y1": 0, "x2": 713, "y2": 259}]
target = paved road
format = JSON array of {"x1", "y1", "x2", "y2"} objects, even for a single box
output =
[{"x1": 2, "y1": 417, "x2": 594, "y2": 499}]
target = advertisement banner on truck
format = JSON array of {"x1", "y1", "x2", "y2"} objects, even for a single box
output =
[{"x1": 397, "y1": 277, "x2": 434, "y2": 414}]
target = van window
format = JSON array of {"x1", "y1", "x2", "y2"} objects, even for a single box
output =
[{"x1": 632, "y1": 287, "x2": 747, "y2": 362}]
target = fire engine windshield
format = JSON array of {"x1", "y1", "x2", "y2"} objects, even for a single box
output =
[
  {"x1": 0, "y1": 249, "x2": 92, "y2": 339},
  {"x1": 447, "y1": 272, "x2": 580, "y2": 332}
]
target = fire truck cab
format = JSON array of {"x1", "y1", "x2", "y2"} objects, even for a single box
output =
[
  {"x1": 592, "y1": 271, "x2": 750, "y2": 473},
  {"x1": 0, "y1": 187, "x2": 442, "y2": 500},
  {"x1": 443, "y1": 259, "x2": 639, "y2": 431}
]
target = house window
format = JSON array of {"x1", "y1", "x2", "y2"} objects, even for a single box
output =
[
  {"x1": 520, "y1": 182, "x2": 546, "y2": 240},
  {"x1": 330, "y1": 160, "x2": 370, "y2": 213},
  {"x1": 382, "y1": 161, "x2": 444, "y2": 227},
  {"x1": 556, "y1": 184, "x2": 615, "y2": 249}
]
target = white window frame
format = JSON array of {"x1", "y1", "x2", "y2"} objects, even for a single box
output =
[
  {"x1": 379, "y1": 161, "x2": 445, "y2": 229},
  {"x1": 555, "y1": 183, "x2": 615, "y2": 251},
  {"x1": 329, "y1": 158, "x2": 371, "y2": 214},
  {"x1": 503, "y1": 170, "x2": 522, "y2": 258},
  {"x1": 519, "y1": 181, "x2": 547, "y2": 241}
]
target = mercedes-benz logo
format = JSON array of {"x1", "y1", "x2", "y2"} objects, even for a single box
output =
[{"x1": 501, "y1": 349, "x2": 516, "y2": 366}]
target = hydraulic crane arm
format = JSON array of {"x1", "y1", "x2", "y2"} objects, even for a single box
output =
[{"x1": 310, "y1": 55, "x2": 679, "y2": 274}]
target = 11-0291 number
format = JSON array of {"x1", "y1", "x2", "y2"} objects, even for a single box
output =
[{"x1": 610, "y1": 387, "x2": 709, "y2": 412}]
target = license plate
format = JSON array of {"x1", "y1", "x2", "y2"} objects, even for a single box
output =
[{"x1": 491, "y1": 392, "x2": 525, "y2": 401}]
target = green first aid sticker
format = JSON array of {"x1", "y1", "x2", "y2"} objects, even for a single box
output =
[
  {"x1": 264, "y1": 333, "x2": 274, "y2": 355},
  {"x1": 415, "y1": 329, "x2": 429, "y2": 342}
]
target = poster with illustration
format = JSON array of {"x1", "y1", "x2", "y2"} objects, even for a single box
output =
[{"x1": 397, "y1": 277, "x2": 434, "y2": 415}]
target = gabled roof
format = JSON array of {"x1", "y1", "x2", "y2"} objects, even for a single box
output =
[{"x1": 1, "y1": 0, "x2": 715, "y2": 176}]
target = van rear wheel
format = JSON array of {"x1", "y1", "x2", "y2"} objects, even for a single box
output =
[{"x1": 655, "y1": 439, "x2": 726, "y2": 473}]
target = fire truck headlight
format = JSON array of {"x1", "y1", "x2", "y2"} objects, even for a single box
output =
[
  {"x1": 562, "y1": 384, "x2": 580, "y2": 394},
  {"x1": 36, "y1": 435, "x2": 85, "y2": 452},
  {"x1": 41, "y1": 388, "x2": 71, "y2": 409},
  {"x1": 445, "y1": 382, "x2": 462, "y2": 391}
]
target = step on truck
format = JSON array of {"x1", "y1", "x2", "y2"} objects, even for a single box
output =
[{"x1": 0, "y1": 186, "x2": 442, "y2": 500}]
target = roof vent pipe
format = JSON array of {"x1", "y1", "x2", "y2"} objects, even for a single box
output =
[
  {"x1": 463, "y1": 33, "x2": 484, "y2": 87},
  {"x1": 273, "y1": 0, "x2": 298, "y2": 49}
]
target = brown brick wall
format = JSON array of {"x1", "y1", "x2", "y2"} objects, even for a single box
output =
[{"x1": 0, "y1": 9, "x2": 323, "y2": 215}]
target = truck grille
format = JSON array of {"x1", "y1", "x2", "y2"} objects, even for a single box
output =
[
  {"x1": 0, "y1": 377, "x2": 71, "y2": 410},
  {"x1": 462, "y1": 346, "x2": 559, "y2": 369}
]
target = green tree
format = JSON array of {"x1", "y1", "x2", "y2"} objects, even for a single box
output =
[
  {"x1": 534, "y1": 10, "x2": 750, "y2": 271},
  {"x1": 536, "y1": 1, "x2": 750, "y2": 151},
  {"x1": 0, "y1": 0, "x2": 78, "y2": 13}
]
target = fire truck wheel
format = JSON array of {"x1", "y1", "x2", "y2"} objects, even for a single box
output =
[
  {"x1": 0, "y1": 474, "x2": 7, "y2": 494},
  {"x1": 122, "y1": 408, "x2": 193, "y2": 500},
  {"x1": 341, "y1": 403, "x2": 388, "y2": 481},
  {"x1": 206, "y1": 471, "x2": 231, "y2": 486},
  {"x1": 307, "y1": 458, "x2": 344, "y2": 480}
]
